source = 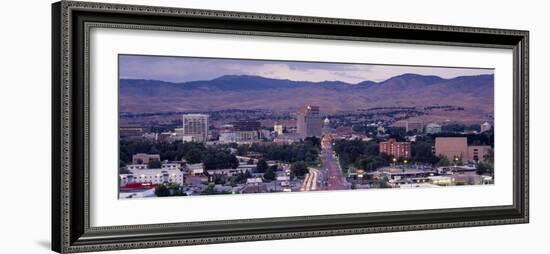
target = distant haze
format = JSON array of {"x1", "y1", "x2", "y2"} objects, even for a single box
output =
[{"x1": 119, "y1": 55, "x2": 494, "y2": 84}]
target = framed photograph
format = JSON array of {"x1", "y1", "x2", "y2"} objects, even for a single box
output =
[{"x1": 52, "y1": 1, "x2": 529, "y2": 253}]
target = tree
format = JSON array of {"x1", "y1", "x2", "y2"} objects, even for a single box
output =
[
  {"x1": 202, "y1": 182, "x2": 216, "y2": 195},
  {"x1": 119, "y1": 159, "x2": 127, "y2": 168},
  {"x1": 256, "y1": 159, "x2": 269, "y2": 173},
  {"x1": 364, "y1": 142, "x2": 380, "y2": 157},
  {"x1": 476, "y1": 162, "x2": 494, "y2": 175},
  {"x1": 155, "y1": 185, "x2": 170, "y2": 197},
  {"x1": 185, "y1": 149, "x2": 203, "y2": 164},
  {"x1": 147, "y1": 159, "x2": 162, "y2": 169},
  {"x1": 304, "y1": 136, "x2": 321, "y2": 148},
  {"x1": 119, "y1": 160, "x2": 132, "y2": 174},
  {"x1": 291, "y1": 161, "x2": 309, "y2": 178},
  {"x1": 229, "y1": 155, "x2": 239, "y2": 169},
  {"x1": 484, "y1": 148, "x2": 494, "y2": 164},
  {"x1": 378, "y1": 176, "x2": 391, "y2": 188},
  {"x1": 412, "y1": 141, "x2": 438, "y2": 164},
  {"x1": 202, "y1": 154, "x2": 217, "y2": 171},
  {"x1": 155, "y1": 183, "x2": 186, "y2": 197},
  {"x1": 357, "y1": 155, "x2": 388, "y2": 171},
  {"x1": 263, "y1": 168, "x2": 276, "y2": 182},
  {"x1": 212, "y1": 175, "x2": 226, "y2": 185},
  {"x1": 436, "y1": 155, "x2": 450, "y2": 166}
]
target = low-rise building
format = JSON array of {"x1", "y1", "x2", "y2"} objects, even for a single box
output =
[
  {"x1": 235, "y1": 130, "x2": 259, "y2": 144},
  {"x1": 127, "y1": 164, "x2": 147, "y2": 171},
  {"x1": 425, "y1": 123, "x2": 442, "y2": 134},
  {"x1": 379, "y1": 138, "x2": 411, "y2": 158},
  {"x1": 158, "y1": 131, "x2": 182, "y2": 142},
  {"x1": 132, "y1": 153, "x2": 160, "y2": 164},
  {"x1": 206, "y1": 167, "x2": 251, "y2": 176},
  {"x1": 161, "y1": 163, "x2": 181, "y2": 170},
  {"x1": 435, "y1": 137, "x2": 492, "y2": 162},
  {"x1": 468, "y1": 145, "x2": 491, "y2": 162},
  {"x1": 405, "y1": 121, "x2": 424, "y2": 133},
  {"x1": 246, "y1": 178, "x2": 263, "y2": 184},
  {"x1": 121, "y1": 168, "x2": 184, "y2": 186},
  {"x1": 119, "y1": 127, "x2": 145, "y2": 139},
  {"x1": 219, "y1": 131, "x2": 236, "y2": 144},
  {"x1": 187, "y1": 163, "x2": 205, "y2": 176},
  {"x1": 480, "y1": 122, "x2": 492, "y2": 133},
  {"x1": 434, "y1": 137, "x2": 468, "y2": 161},
  {"x1": 273, "y1": 133, "x2": 301, "y2": 144}
]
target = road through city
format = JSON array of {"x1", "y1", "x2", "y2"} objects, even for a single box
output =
[
  {"x1": 321, "y1": 135, "x2": 348, "y2": 190},
  {"x1": 300, "y1": 168, "x2": 320, "y2": 191}
]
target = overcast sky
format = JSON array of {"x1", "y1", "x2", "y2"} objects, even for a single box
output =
[{"x1": 119, "y1": 55, "x2": 494, "y2": 84}]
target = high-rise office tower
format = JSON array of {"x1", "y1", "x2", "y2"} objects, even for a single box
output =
[
  {"x1": 182, "y1": 114, "x2": 209, "y2": 143},
  {"x1": 297, "y1": 105, "x2": 322, "y2": 138}
]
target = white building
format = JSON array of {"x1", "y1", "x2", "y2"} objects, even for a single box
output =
[
  {"x1": 127, "y1": 162, "x2": 180, "y2": 171},
  {"x1": 219, "y1": 131, "x2": 236, "y2": 144},
  {"x1": 182, "y1": 114, "x2": 209, "y2": 143},
  {"x1": 274, "y1": 123, "x2": 284, "y2": 135},
  {"x1": 246, "y1": 178, "x2": 263, "y2": 184},
  {"x1": 187, "y1": 163, "x2": 205, "y2": 176},
  {"x1": 120, "y1": 168, "x2": 184, "y2": 186},
  {"x1": 425, "y1": 123, "x2": 442, "y2": 134},
  {"x1": 126, "y1": 164, "x2": 147, "y2": 170},
  {"x1": 480, "y1": 122, "x2": 492, "y2": 133},
  {"x1": 235, "y1": 130, "x2": 258, "y2": 144},
  {"x1": 206, "y1": 167, "x2": 251, "y2": 176},
  {"x1": 161, "y1": 163, "x2": 181, "y2": 170},
  {"x1": 377, "y1": 126, "x2": 386, "y2": 134}
]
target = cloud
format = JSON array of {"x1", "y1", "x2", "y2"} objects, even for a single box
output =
[{"x1": 119, "y1": 55, "x2": 494, "y2": 83}]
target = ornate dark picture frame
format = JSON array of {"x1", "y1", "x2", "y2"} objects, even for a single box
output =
[{"x1": 52, "y1": 1, "x2": 529, "y2": 253}]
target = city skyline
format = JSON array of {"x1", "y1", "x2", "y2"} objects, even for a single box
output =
[
  {"x1": 119, "y1": 54, "x2": 494, "y2": 84},
  {"x1": 118, "y1": 54, "x2": 495, "y2": 199}
]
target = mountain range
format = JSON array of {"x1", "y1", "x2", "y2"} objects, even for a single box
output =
[{"x1": 119, "y1": 73, "x2": 494, "y2": 117}]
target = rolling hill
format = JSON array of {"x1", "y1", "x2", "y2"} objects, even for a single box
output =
[{"x1": 119, "y1": 73, "x2": 494, "y2": 118}]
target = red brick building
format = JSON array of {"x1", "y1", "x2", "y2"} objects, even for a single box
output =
[{"x1": 379, "y1": 138, "x2": 411, "y2": 159}]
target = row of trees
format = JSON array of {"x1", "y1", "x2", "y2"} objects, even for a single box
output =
[
  {"x1": 477, "y1": 149, "x2": 494, "y2": 175},
  {"x1": 333, "y1": 139, "x2": 380, "y2": 169},
  {"x1": 254, "y1": 159, "x2": 277, "y2": 181},
  {"x1": 290, "y1": 161, "x2": 309, "y2": 178},
  {"x1": 119, "y1": 139, "x2": 240, "y2": 170},
  {"x1": 154, "y1": 183, "x2": 187, "y2": 197},
  {"x1": 237, "y1": 137, "x2": 321, "y2": 165},
  {"x1": 119, "y1": 139, "x2": 207, "y2": 163}
]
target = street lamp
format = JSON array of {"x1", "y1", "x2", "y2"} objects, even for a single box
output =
[{"x1": 392, "y1": 157, "x2": 397, "y2": 167}]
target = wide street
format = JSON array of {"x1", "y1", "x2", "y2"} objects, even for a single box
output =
[
  {"x1": 321, "y1": 135, "x2": 348, "y2": 190},
  {"x1": 300, "y1": 167, "x2": 320, "y2": 191}
]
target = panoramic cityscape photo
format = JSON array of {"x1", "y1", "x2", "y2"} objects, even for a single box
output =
[{"x1": 117, "y1": 54, "x2": 495, "y2": 199}]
